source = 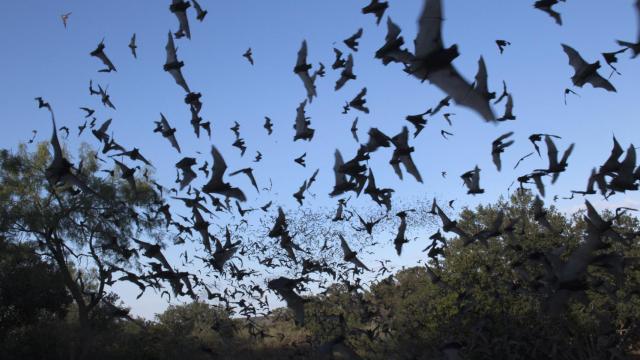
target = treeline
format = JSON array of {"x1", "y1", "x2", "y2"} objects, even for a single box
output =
[{"x1": 3, "y1": 190, "x2": 640, "y2": 359}]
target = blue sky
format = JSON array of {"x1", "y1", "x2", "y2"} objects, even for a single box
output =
[{"x1": 1, "y1": 0, "x2": 639, "y2": 318}]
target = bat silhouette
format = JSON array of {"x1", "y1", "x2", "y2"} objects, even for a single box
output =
[
  {"x1": 175, "y1": 157, "x2": 197, "y2": 190},
  {"x1": 495, "y1": 40, "x2": 511, "y2": 54},
  {"x1": 617, "y1": 0, "x2": 640, "y2": 57},
  {"x1": 264, "y1": 116, "x2": 274, "y2": 135},
  {"x1": 192, "y1": 0, "x2": 208, "y2": 21},
  {"x1": 362, "y1": 0, "x2": 388, "y2": 25},
  {"x1": 492, "y1": 132, "x2": 515, "y2": 171},
  {"x1": 128, "y1": 33, "x2": 138, "y2": 59},
  {"x1": 202, "y1": 146, "x2": 246, "y2": 202},
  {"x1": 494, "y1": 81, "x2": 509, "y2": 104},
  {"x1": 164, "y1": 32, "x2": 191, "y2": 93},
  {"x1": 390, "y1": 127, "x2": 422, "y2": 183},
  {"x1": 340, "y1": 234, "x2": 370, "y2": 271},
  {"x1": 332, "y1": 48, "x2": 346, "y2": 69},
  {"x1": 330, "y1": 150, "x2": 358, "y2": 197},
  {"x1": 363, "y1": 127, "x2": 391, "y2": 154},
  {"x1": 348, "y1": 87, "x2": 369, "y2": 114},
  {"x1": 293, "y1": 179, "x2": 307, "y2": 205},
  {"x1": 112, "y1": 148, "x2": 152, "y2": 167},
  {"x1": 153, "y1": 114, "x2": 181, "y2": 153},
  {"x1": 91, "y1": 118, "x2": 112, "y2": 144},
  {"x1": 243, "y1": 48, "x2": 254, "y2": 65},
  {"x1": 474, "y1": 57, "x2": 496, "y2": 101},
  {"x1": 561, "y1": 44, "x2": 616, "y2": 92},
  {"x1": 114, "y1": 159, "x2": 138, "y2": 191},
  {"x1": 405, "y1": 0, "x2": 495, "y2": 121},
  {"x1": 170, "y1": 0, "x2": 191, "y2": 39},
  {"x1": 294, "y1": 153, "x2": 306, "y2": 167},
  {"x1": 98, "y1": 85, "x2": 116, "y2": 110},
  {"x1": 602, "y1": 48, "x2": 627, "y2": 76},
  {"x1": 534, "y1": 0, "x2": 565, "y2": 26},
  {"x1": 90, "y1": 39, "x2": 117, "y2": 72},
  {"x1": 434, "y1": 203, "x2": 471, "y2": 242},
  {"x1": 267, "y1": 277, "x2": 308, "y2": 326},
  {"x1": 513, "y1": 152, "x2": 534, "y2": 170},
  {"x1": 364, "y1": 169, "x2": 393, "y2": 211},
  {"x1": 229, "y1": 168, "x2": 260, "y2": 193},
  {"x1": 232, "y1": 137, "x2": 247, "y2": 156},
  {"x1": 61, "y1": 12, "x2": 71, "y2": 28},
  {"x1": 497, "y1": 94, "x2": 516, "y2": 121},
  {"x1": 41, "y1": 103, "x2": 98, "y2": 196},
  {"x1": 461, "y1": 166, "x2": 484, "y2": 194},
  {"x1": 293, "y1": 40, "x2": 317, "y2": 103},
  {"x1": 529, "y1": 133, "x2": 560, "y2": 157},
  {"x1": 293, "y1": 100, "x2": 315, "y2": 141},
  {"x1": 335, "y1": 54, "x2": 356, "y2": 91},
  {"x1": 79, "y1": 107, "x2": 95, "y2": 118},
  {"x1": 563, "y1": 88, "x2": 579, "y2": 105},
  {"x1": 539, "y1": 135, "x2": 575, "y2": 184},
  {"x1": 343, "y1": 28, "x2": 363, "y2": 52},
  {"x1": 376, "y1": 17, "x2": 414, "y2": 66},
  {"x1": 350, "y1": 117, "x2": 359, "y2": 142},
  {"x1": 394, "y1": 210, "x2": 414, "y2": 255}
]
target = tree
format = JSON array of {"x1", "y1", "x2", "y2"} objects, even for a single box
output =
[
  {"x1": 293, "y1": 191, "x2": 640, "y2": 359},
  {"x1": 0, "y1": 142, "x2": 167, "y2": 360},
  {"x1": 0, "y1": 236, "x2": 73, "y2": 360}
]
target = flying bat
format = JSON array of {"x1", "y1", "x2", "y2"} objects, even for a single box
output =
[
  {"x1": 90, "y1": 39, "x2": 117, "y2": 72},
  {"x1": 164, "y1": 32, "x2": 191, "y2": 93},
  {"x1": 561, "y1": 44, "x2": 616, "y2": 92}
]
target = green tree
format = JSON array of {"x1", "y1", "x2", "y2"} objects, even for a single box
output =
[
  {"x1": 0, "y1": 142, "x2": 166, "y2": 360},
  {"x1": 298, "y1": 191, "x2": 640, "y2": 359}
]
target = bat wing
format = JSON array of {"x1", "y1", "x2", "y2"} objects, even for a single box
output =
[
  {"x1": 180, "y1": 168, "x2": 197, "y2": 190},
  {"x1": 96, "y1": 53, "x2": 116, "y2": 72},
  {"x1": 436, "y1": 205, "x2": 453, "y2": 227},
  {"x1": 400, "y1": 154, "x2": 423, "y2": 183},
  {"x1": 533, "y1": 175, "x2": 546, "y2": 197},
  {"x1": 492, "y1": 150, "x2": 501, "y2": 171},
  {"x1": 169, "y1": 70, "x2": 190, "y2": 93},
  {"x1": 544, "y1": 135, "x2": 559, "y2": 169},
  {"x1": 390, "y1": 150, "x2": 404, "y2": 180},
  {"x1": 333, "y1": 149, "x2": 348, "y2": 187},
  {"x1": 559, "y1": 143, "x2": 575, "y2": 166},
  {"x1": 351, "y1": 256, "x2": 370, "y2": 271},
  {"x1": 165, "y1": 32, "x2": 178, "y2": 64},
  {"x1": 294, "y1": 100, "x2": 307, "y2": 132},
  {"x1": 176, "y1": 11, "x2": 191, "y2": 39},
  {"x1": 210, "y1": 146, "x2": 228, "y2": 184},
  {"x1": 386, "y1": 16, "x2": 402, "y2": 42},
  {"x1": 298, "y1": 73, "x2": 316, "y2": 101},
  {"x1": 561, "y1": 44, "x2": 588, "y2": 73},
  {"x1": 428, "y1": 65, "x2": 496, "y2": 121},
  {"x1": 539, "y1": 7, "x2": 562, "y2": 25},
  {"x1": 296, "y1": 40, "x2": 308, "y2": 67},
  {"x1": 586, "y1": 73, "x2": 616, "y2": 92},
  {"x1": 247, "y1": 171, "x2": 259, "y2": 192},
  {"x1": 414, "y1": 0, "x2": 444, "y2": 58},
  {"x1": 220, "y1": 187, "x2": 246, "y2": 202},
  {"x1": 474, "y1": 57, "x2": 490, "y2": 98},
  {"x1": 335, "y1": 55, "x2": 354, "y2": 90},
  {"x1": 339, "y1": 234, "x2": 351, "y2": 256}
]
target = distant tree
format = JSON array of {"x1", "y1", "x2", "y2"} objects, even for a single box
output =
[
  {"x1": 0, "y1": 143, "x2": 166, "y2": 360},
  {"x1": 0, "y1": 236, "x2": 73, "y2": 360},
  {"x1": 298, "y1": 191, "x2": 640, "y2": 359}
]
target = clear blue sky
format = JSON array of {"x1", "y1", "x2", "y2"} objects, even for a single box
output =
[{"x1": 1, "y1": 0, "x2": 639, "y2": 318}]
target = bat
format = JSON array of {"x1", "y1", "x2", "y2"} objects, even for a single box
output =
[{"x1": 561, "y1": 44, "x2": 616, "y2": 92}]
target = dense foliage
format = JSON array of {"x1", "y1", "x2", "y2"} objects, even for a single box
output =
[{"x1": 3, "y1": 152, "x2": 640, "y2": 360}]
